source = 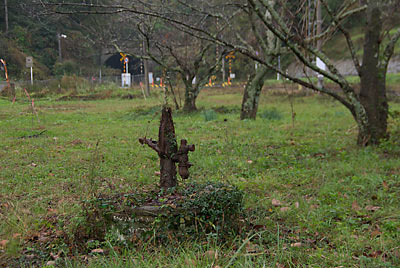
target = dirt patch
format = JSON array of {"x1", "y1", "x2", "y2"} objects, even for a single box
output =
[
  {"x1": 57, "y1": 94, "x2": 101, "y2": 101},
  {"x1": 201, "y1": 85, "x2": 245, "y2": 95},
  {"x1": 212, "y1": 106, "x2": 241, "y2": 114},
  {"x1": 38, "y1": 103, "x2": 93, "y2": 111},
  {"x1": 56, "y1": 90, "x2": 114, "y2": 101}
]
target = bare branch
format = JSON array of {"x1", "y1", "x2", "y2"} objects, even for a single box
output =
[
  {"x1": 382, "y1": 28, "x2": 400, "y2": 70},
  {"x1": 320, "y1": 0, "x2": 363, "y2": 75}
]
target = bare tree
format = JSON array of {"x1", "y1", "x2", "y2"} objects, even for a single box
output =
[
  {"x1": 44, "y1": 0, "x2": 400, "y2": 145},
  {"x1": 138, "y1": 16, "x2": 221, "y2": 112}
]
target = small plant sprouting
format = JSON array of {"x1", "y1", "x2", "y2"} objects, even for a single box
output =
[
  {"x1": 87, "y1": 140, "x2": 101, "y2": 197},
  {"x1": 281, "y1": 81, "x2": 296, "y2": 128}
]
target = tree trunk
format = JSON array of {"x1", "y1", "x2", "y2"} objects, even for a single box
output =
[
  {"x1": 358, "y1": 2, "x2": 388, "y2": 145},
  {"x1": 4, "y1": 0, "x2": 8, "y2": 34},
  {"x1": 240, "y1": 65, "x2": 268, "y2": 120},
  {"x1": 143, "y1": 39, "x2": 150, "y2": 97},
  {"x1": 183, "y1": 83, "x2": 198, "y2": 112}
]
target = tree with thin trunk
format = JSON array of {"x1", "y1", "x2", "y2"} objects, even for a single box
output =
[
  {"x1": 241, "y1": 65, "x2": 269, "y2": 119},
  {"x1": 4, "y1": 0, "x2": 8, "y2": 34},
  {"x1": 138, "y1": 19, "x2": 220, "y2": 112}
]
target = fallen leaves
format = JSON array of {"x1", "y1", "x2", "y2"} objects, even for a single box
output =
[
  {"x1": 205, "y1": 250, "x2": 218, "y2": 260},
  {"x1": 352, "y1": 200, "x2": 361, "y2": 211},
  {"x1": 365, "y1": 205, "x2": 380, "y2": 212},
  {"x1": 370, "y1": 229, "x2": 382, "y2": 238},
  {"x1": 280, "y1": 207, "x2": 290, "y2": 212},
  {"x1": 271, "y1": 199, "x2": 281, "y2": 207},
  {"x1": 367, "y1": 250, "x2": 383, "y2": 258},
  {"x1": 50, "y1": 251, "x2": 62, "y2": 260},
  {"x1": 12, "y1": 233, "x2": 21, "y2": 239},
  {"x1": 70, "y1": 139, "x2": 83, "y2": 146},
  {"x1": 290, "y1": 242, "x2": 303, "y2": 247},
  {"x1": 47, "y1": 208, "x2": 58, "y2": 214},
  {"x1": 271, "y1": 199, "x2": 300, "y2": 212},
  {"x1": 0, "y1": 240, "x2": 9, "y2": 249},
  {"x1": 91, "y1": 248, "x2": 104, "y2": 254},
  {"x1": 245, "y1": 242, "x2": 259, "y2": 254},
  {"x1": 276, "y1": 263, "x2": 286, "y2": 268},
  {"x1": 184, "y1": 258, "x2": 196, "y2": 266},
  {"x1": 352, "y1": 202, "x2": 382, "y2": 213},
  {"x1": 25, "y1": 254, "x2": 35, "y2": 259}
]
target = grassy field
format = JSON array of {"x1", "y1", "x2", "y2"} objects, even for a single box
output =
[{"x1": 1, "y1": 85, "x2": 400, "y2": 267}]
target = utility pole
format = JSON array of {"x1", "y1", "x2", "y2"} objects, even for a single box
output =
[
  {"x1": 57, "y1": 33, "x2": 62, "y2": 62},
  {"x1": 98, "y1": 47, "x2": 103, "y2": 84},
  {"x1": 277, "y1": 55, "x2": 281, "y2": 80},
  {"x1": 143, "y1": 39, "x2": 150, "y2": 97},
  {"x1": 57, "y1": 33, "x2": 67, "y2": 62},
  {"x1": 4, "y1": 0, "x2": 8, "y2": 34},
  {"x1": 316, "y1": 0, "x2": 324, "y2": 88},
  {"x1": 316, "y1": 0, "x2": 322, "y2": 51}
]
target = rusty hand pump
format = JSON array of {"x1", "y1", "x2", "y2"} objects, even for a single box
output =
[{"x1": 139, "y1": 107, "x2": 195, "y2": 188}]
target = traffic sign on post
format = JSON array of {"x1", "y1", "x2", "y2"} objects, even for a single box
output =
[
  {"x1": 124, "y1": 57, "x2": 129, "y2": 73},
  {"x1": 26, "y1": 56, "x2": 33, "y2": 85},
  {"x1": 26, "y1": 56, "x2": 33, "y2": 68}
]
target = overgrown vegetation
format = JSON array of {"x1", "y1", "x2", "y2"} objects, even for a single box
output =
[
  {"x1": 70, "y1": 181, "x2": 243, "y2": 250},
  {"x1": 1, "y1": 86, "x2": 400, "y2": 267}
]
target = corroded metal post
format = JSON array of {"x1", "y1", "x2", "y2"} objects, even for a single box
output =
[{"x1": 139, "y1": 107, "x2": 195, "y2": 188}]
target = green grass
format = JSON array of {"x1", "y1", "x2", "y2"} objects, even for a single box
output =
[
  {"x1": 343, "y1": 73, "x2": 400, "y2": 86},
  {"x1": 1, "y1": 87, "x2": 400, "y2": 267}
]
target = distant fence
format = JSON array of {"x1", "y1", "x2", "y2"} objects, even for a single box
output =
[
  {"x1": 1, "y1": 74, "x2": 146, "y2": 90},
  {"x1": 96, "y1": 74, "x2": 145, "y2": 85}
]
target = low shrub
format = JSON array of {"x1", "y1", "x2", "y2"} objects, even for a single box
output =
[
  {"x1": 54, "y1": 60, "x2": 80, "y2": 76},
  {"x1": 60, "y1": 75, "x2": 89, "y2": 93},
  {"x1": 71, "y1": 182, "x2": 244, "y2": 250}
]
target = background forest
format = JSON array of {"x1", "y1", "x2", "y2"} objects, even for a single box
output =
[{"x1": 0, "y1": 0, "x2": 381, "y2": 80}]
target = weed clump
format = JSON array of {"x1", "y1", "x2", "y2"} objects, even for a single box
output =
[
  {"x1": 203, "y1": 109, "x2": 218, "y2": 121},
  {"x1": 259, "y1": 108, "x2": 283, "y2": 120},
  {"x1": 180, "y1": 182, "x2": 243, "y2": 233}
]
